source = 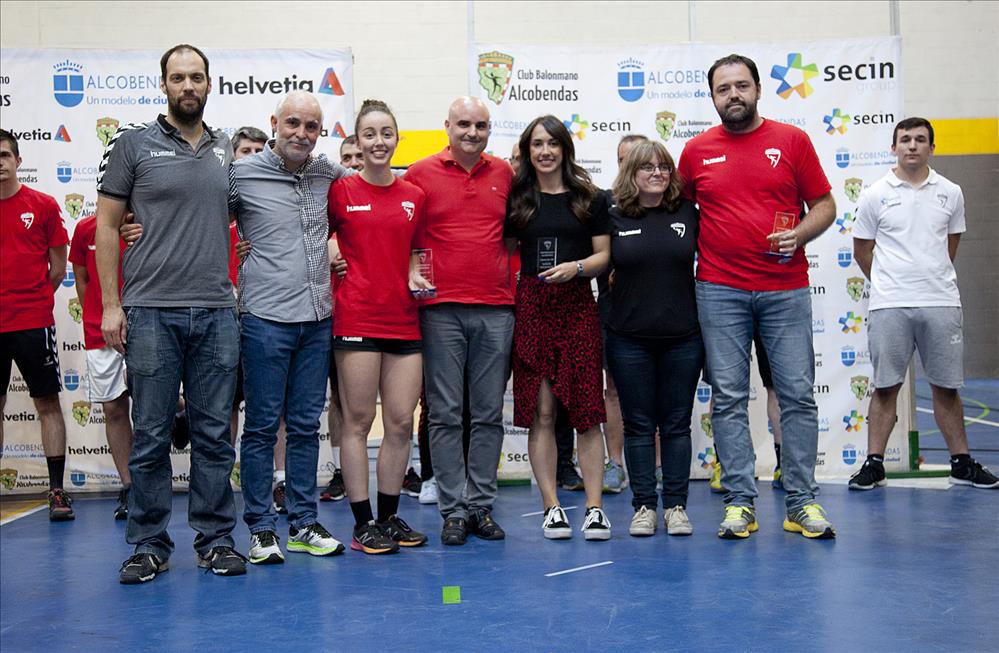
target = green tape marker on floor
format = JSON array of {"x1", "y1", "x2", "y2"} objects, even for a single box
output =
[{"x1": 442, "y1": 585, "x2": 461, "y2": 605}]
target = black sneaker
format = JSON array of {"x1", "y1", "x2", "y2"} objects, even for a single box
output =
[
  {"x1": 949, "y1": 458, "x2": 999, "y2": 489},
  {"x1": 197, "y1": 546, "x2": 248, "y2": 576},
  {"x1": 350, "y1": 520, "x2": 399, "y2": 555},
  {"x1": 114, "y1": 487, "x2": 129, "y2": 521},
  {"x1": 468, "y1": 508, "x2": 505, "y2": 540},
  {"x1": 272, "y1": 481, "x2": 288, "y2": 514},
  {"x1": 441, "y1": 516, "x2": 467, "y2": 546},
  {"x1": 170, "y1": 413, "x2": 190, "y2": 450},
  {"x1": 558, "y1": 464, "x2": 584, "y2": 491},
  {"x1": 379, "y1": 514, "x2": 428, "y2": 547},
  {"x1": 48, "y1": 488, "x2": 75, "y2": 521},
  {"x1": 320, "y1": 469, "x2": 346, "y2": 502},
  {"x1": 119, "y1": 552, "x2": 168, "y2": 584},
  {"x1": 848, "y1": 458, "x2": 887, "y2": 491},
  {"x1": 401, "y1": 467, "x2": 422, "y2": 497}
]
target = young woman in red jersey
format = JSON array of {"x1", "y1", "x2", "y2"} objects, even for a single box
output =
[
  {"x1": 328, "y1": 100, "x2": 435, "y2": 555},
  {"x1": 504, "y1": 115, "x2": 612, "y2": 541}
]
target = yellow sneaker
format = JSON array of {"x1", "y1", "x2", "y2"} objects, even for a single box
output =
[
  {"x1": 783, "y1": 503, "x2": 836, "y2": 539},
  {"x1": 709, "y1": 461, "x2": 725, "y2": 493},
  {"x1": 717, "y1": 505, "x2": 758, "y2": 539}
]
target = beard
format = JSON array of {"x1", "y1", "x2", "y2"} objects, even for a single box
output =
[
  {"x1": 168, "y1": 93, "x2": 206, "y2": 126},
  {"x1": 719, "y1": 99, "x2": 758, "y2": 132}
]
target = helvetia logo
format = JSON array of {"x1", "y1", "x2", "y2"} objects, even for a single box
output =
[{"x1": 318, "y1": 68, "x2": 345, "y2": 96}]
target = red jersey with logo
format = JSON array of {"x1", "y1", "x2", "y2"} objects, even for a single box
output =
[
  {"x1": 67, "y1": 215, "x2": 126, "y2": 349},
  {"x1": 678, "y1": 119, "x2": 831, "y2": 291},
  {"x1": 404, "y1": 148, "x2": 514, "y2": 306},
  {"x1": 328, "y1": 175, "x2": 426, "y2": 339},
  {"x1": 0, "y1": 185, "x2": 69, "y2": 332}
]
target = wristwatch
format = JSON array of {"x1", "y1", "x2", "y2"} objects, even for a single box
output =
[{"x1": 576, "y1": 261, "x2": 585, "y2": 276}]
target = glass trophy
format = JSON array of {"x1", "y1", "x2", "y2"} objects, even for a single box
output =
[
  {"x1": 413, "y1": 248, "x2": 435, "y2": 287},
  {"x1": 764, "y1": 211, "x2": 798, "y2": 263},
  {"x1": 537, "y1": 237, "x2": 558, "y2": 272}
]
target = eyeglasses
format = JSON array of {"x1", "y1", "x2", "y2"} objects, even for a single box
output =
[{"x1": 638, "y1": 163, "x2": 672, "y2": 174}]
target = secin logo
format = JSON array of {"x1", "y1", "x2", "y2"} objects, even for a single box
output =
[
  {"x1": 62, "y1": 269, "x2": 75, "y2": 288},
  {"x1": 57, "y1": 161, "x2": 73, "y2": 183},
  {"x1": 841, "y1": 346, "x2": 857, "y2": 367},
  {"x1": 617, "y1": 59, "x2": 644, "y2": 102},
  {"x1": 838, "y1": 247, "x2": 853, "y2": 268},
  {"x1": 63, "y1": 368, "x2": 80, "y2": 391},
  {"x1": 696, "y1": 382, "x2": 712, "y2": 404},
  {"x1": 53, "y1": 60, "x2": 85, "y2": 108},
  {"x1": 835, "y1": 147, "x2": 850, "y2": 169},
  {"x1": 842, "y1": 444, "x2": 859, "y2": 465},
  {"x1": 70, "y1": 470, "x2": 87, "y2": 487}
]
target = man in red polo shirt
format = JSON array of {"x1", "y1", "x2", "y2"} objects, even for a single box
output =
[
  {"x1": 0, "y1": 129, "x2": 72, "y2": 521},
  {"x1": 404, "y1": 97, "x2": 514, "y2": 545}
]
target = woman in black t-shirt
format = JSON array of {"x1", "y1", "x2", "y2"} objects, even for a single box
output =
[
  {"x1": 606, "y1": 140, "x2": 704, "y2": 538},
  {"x1": 504, "y1": 115, "x2": 612, "y2": 541}
]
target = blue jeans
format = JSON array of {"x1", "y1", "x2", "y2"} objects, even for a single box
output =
[
  {"x1": 124, "y1": 307, "x2": 239, "y2": 560},
  {"x1": 420, "y1": 304, "x2": 514, "y2": 520},
  {"x1": 240, "y1": 314, "x2": 330, "y2": 534},
  {"x1": 695, "y1": 281, "x2": 819, "y2": 511},
  {"x1": 606, "y1": 330, "x2": 703, "y2": 510}
]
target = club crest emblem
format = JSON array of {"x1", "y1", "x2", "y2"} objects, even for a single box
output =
[{"x1": 478, "y1": 51, "x2": 514, "y2": 105}]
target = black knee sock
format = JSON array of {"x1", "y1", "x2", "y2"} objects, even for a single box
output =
[
  {"x1": 773, "y1": 443, "x2": 782, "y2": 468},
  {"x1": 349, "y1": 500, "x2": 374, "y2": 527},
  {"x1": 377, "y1": 492, "x2": 400, "y2": 522},
  {"x1": 46, "y1": 456, "x2": 66, "y2": 490}
]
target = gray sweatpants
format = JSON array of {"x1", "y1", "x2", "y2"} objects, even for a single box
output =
[{"x1": 420, "y1": 303, "x2": 514, "y2": 521}]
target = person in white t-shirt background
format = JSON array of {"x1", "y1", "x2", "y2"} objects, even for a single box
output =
[{"x1": 850, "y1": 117, "x2": 998, "y2": 491}]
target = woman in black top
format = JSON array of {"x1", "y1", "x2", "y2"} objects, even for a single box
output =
[
  {"x1": 504, "y1": 115, "x2": 612, "y2": 541},
  {"x1": 606, "y1": 140, "x2": 703, "y2": 537}
]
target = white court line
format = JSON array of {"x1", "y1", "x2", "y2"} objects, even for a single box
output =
[
  {"x1": 545, "y1": 561, "x2": 614, "y2": 577},
  {"x1": 521, "y1": 505, "x2": 578, "y2": 518},
  {"x1": 916, "y1": 406, "x2": 999, "y2": 428},
  {"x1": 0, "y1": 504, "x2": 48, "y2": 526}
]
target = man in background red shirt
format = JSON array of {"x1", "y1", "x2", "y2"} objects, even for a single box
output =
[{"x1": 0, "y1": 129, "x2": 72, "y2": 521}]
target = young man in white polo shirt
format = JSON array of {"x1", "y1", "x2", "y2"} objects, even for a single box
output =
[{"x1": 850, "y1": 117, "x2": 997, "y2": 491}]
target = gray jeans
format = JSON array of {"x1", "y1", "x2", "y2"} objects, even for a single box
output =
[{"x1": 420, "y1": 304, "x2": 514, "y2": 520}]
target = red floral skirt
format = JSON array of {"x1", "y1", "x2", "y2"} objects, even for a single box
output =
[{"x1": 512, "y1": 275, "x2": 606, "y2": 432}]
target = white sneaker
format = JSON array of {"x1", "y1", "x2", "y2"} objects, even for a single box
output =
[
  {"x1": 664, "y1": 506, "x2": 693, "y2": 536},
  {"x1": 419, "y1": 476, "x2": 439, "y2": 505},
  {"x1": 287, "y1": 522, "x2": 345, "y2": 556},
  {"x1": 248, "y1": 530, "x2": 284, "y2": 565},
  {"x1": 581, "y1": 506, "x2": 611, "y2": 541},
  {"x1": 542, "y1": 505, "x2": 572, "y2": 539},
  {"x1": 629, "y1": 505, "x2": 657, "y2": 537}
]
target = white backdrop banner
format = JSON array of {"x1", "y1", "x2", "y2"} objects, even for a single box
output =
[
  {"x1": 474, "y1": 37, "x2": 912, "y2": 481},
  {"x1": 0, "y1": 48, "x2": 353, "y2": 494}
]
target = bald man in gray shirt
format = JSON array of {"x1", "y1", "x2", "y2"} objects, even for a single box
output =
[{"x1": 228, "y1": 91, "x2": 353, "y2": 565}]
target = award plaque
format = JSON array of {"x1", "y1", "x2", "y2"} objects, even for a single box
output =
[
  {"x1": 413, "y1": 248, "x2": 435, "y2": 287},
  {"x1": 764, "y1": 211, "x2": 798, "y2": 262},
  {"x1": 537, "y1": 237, "x2": 558, "y2": 272}
]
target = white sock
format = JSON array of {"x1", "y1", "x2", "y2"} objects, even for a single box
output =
[
  {"x1": 331, "y1": 446, "x2": 340, "y2": 469},
  {"x1": 273, "y1": 470, "x2": 285, "y2": 484}
]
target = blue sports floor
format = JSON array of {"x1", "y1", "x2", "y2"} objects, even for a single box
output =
[{"x1": 2, "y1": 381, "x2": 997, "y2": 652}]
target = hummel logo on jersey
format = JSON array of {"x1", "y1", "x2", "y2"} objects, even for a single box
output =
[
  {"x1": 149, "y1": 150, "x2": 176, "y2": 158},
  {"x1": 401, "y1": 201, "x2": 415, "y2": 220},
  {"x1": 347, "y1": 204, "x2": 372, "y2": 212},
  {"x1": 618, "y1": 229, "x2": 641, "y2": 236},
  {"x1": 213, "y1": 147, "x2": 226, "y2": 165},
  {"x1": 936, "y1": 194, "x2": 947, "y2": 207},
  {"x1": 88, "y1": 245, "x2": 97, "y2": 250},
  {"x1": 703, "y1": 155, "x2": 726, "y2": 166},
  {"x1": 765, "y1": 148, "x2": 782, "y2": 168},
  {"x1": 20, "y1": 212, "x2": 34, "y2": 229},
  {"x1": 671, "y1": 223, "x2": 686, "y2": 238},
  {"x1": 342, "y1": 336, "x2": 363, "y2": 342}
]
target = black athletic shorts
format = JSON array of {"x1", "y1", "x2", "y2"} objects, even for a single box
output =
[
  {"x1": 332, "y1": 336, "x2": 422, "y2": 356},
  {"x1": 1, "y1": 326, "x2": 62, "y2": 398}
]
